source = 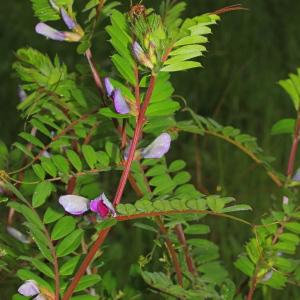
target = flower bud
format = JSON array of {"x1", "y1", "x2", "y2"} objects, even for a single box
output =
[
  {"x1": 90, "y1": 193, "x2": 116, "y2": 219},
  {"x1": 132, "y1": 41, "x2": 154, "y2": 69},
  {"x1": 112, "y1": 89, "x2": 130, "y2": 114},
  {"x1": 35, "y1": 23, "x2": 66, "y2": 41},
  {"x1": 61, "y1": 8, "x2": 76, "y2": 30},
  {"x1": 7, "y1": 226, "x2": 30, "y2": 244},
  {"x1": 104, "y1": 77, "x2": 114, "y2": 97},
  {"x1": 59, "y1": 195, "x2": 89, "y2": 215},
  {"x1": 141, "y1": 133, "x2": 171, "y2": 159}
]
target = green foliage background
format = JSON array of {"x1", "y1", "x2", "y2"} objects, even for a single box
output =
[{"x1": 1, "y1": 0, "x2": 300, "y2": 298}]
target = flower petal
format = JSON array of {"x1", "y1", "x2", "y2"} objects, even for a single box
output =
[
  {"x1": 104, "y1": 77, "x2": 114, "y2": 97},
  {"x1": 7, "y1": 226, "x2": 30, "y2": 244},
  {"x1": 34, "y1": 295, "x2": 47, "y2": 300},
  {"x1": 59, "y1": 195, "x2": 89, "y2": 215},
  {"x1": 112, "y1": 89, "x2": 130, "y2": 114},
  {"x1": 89, "y1": 198, "x2": 101, "y2": 213},
  {"x1": 132, "y1": 41, "x2": 153, "y2": 69},
  {"x1": 90, "y1": 193, "x2": 116, "y2": 218},
  {"x1": 293, "y1": 168, "x2": 300, "y2": 181},
  {"x1": 18, "y1": 280, "x2": 40, "y2": 296},
  {"x1": 61, "y1": 8, "x2": 76, "y2": 30},
  {"x1": 141, "y1": 133, "x2": 171, "y2": 159},
  {"x1": 35, "y1": 23, "x2": 66, "y2": 41},
  {"x1": 101, "y1": 193, "x2": 117, "y2": 217}
]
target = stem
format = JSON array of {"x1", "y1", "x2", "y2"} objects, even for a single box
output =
[
  {"x1": 174, "y1": 224, "x2": 197, "y2": 275},
  {"x1": 62, "y1": 75, "x2": 157, "y2": 299},
  {"x1": 286, "y1": 111, "x2": 300, "y2": 178},
  {"x1": 156, "y1": 217, "x2": 183, "y2": 285}
]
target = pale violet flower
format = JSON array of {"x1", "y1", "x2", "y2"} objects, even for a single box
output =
[
  {"x1": 90, "y1": 193, "x2": 116, "y2": 219},
  {"x1": 18, "y1": 280, "x2": 40, "y2": 296},
  {"x1": 141, "y1": 133, "x2": 171, "y2": 159},
  {"x1": 112, "y1": 89, "x2": 130, "y2": 114},
  {"x1": 261, "y1": 270, "x2": 273, "y2": 282},
  {"x1": 292, "y1": 168, "x2": 300, "y2": 181},
  {"x1": 104, "y1": 77, "x2": 114, "y2": 97},
  {"x1": 18, "y1": 86, "x2": 27, "y2": 102},
  {"x1": 35, "y1": 23, "x2": 81, "y2": 42},
  {"x1": 59, "y1": 195, "x2": 89, "y2": 215},
  {"x1": 35, "y1": 23, "x2": 65, "y2": 41},
  {"x1": 283, "y1": 196, "x2": 289, "y2": 205},
  {"x1": 61, "y1": 8, "x2": 76, "y2": 30},
  {"x1": 7, "y1": 226, "x2": 30, "y2": 244},
  {"x1": 132, "y1": 41, "x2": 153, "y2": 69}
]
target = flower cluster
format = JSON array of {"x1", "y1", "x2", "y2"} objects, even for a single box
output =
[
  {"x1": 59, "y1": 193, "x2": 116, "y2": 218},
  {"x1": 104, "y1": 78, "x2": 131, "y2": 114},
  {"x1": 35, "y1": 2, "x2": 83, "y2": 42}
]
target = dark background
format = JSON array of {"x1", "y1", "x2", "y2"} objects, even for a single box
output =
[{"x1": 1, "y1": 0, "x2": 300, "y2": 298}]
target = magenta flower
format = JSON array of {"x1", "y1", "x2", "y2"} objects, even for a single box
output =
[
  {"x1": 112, "y1": 89, "x2": 130, "y2": 114},
  {"x1": 141, "y1": 133, "x2": 171, "y2": 159},
  {"x1": 18, "y1": 280, "x2": 40, "y2": 296},
  {"x1": 90, "y1": 193, "x2": 116, "y2": 219},
  {"x1": 104, "y1": 77, "x2": 114, "y2": 97},
  {"x1": 59, "y1": 195, "x2": 89, "y2": 215},
  {"x1": 61, "y1": 8, "x2": 76, "y2": 30},
  {"x1": 132, "y1": 41, "x2": 153, "y2": 69},
  {"x1": 35, "y1": 23, "x2": 65, "y2": 41}
]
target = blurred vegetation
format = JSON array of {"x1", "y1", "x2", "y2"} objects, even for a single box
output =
[{"x1": 1, "y1": 0, "x2": 300, "y2": 298}]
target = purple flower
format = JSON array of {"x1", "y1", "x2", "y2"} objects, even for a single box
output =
[
  {"x1": 141, "y1": 133, "x2": 171, "y2": 159},
  {"x1": 112, "y1": 89, "x2": 130, "y2": 114},
  {"x1": 35, "y1": 23, "x2": 66, "y2": 41},
  {"x1": 59, "y1": 195, "x2": 89, "y2": 215},
  {"x1": 132, "y1": 41, "x2": 153, "y2": 69},
  {"x1": 18, "y1": 280, "x2": 40, "y2": 296},
  {"x1": 90, "y1": 193, "x2": 116, "y2": 219},
  {"x1": 61, "y1": 8, "x2": 76, "y2": 30},
  {"x1": 104, "y1": 77, "x2": 114, "y2": 97}
]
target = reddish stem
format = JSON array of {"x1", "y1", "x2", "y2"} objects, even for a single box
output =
[
  {"x1": 287, "y1": 112, "x2": 300, "y2": 177},
  {"x1": 174, "y1": 224, "x2": 197, "y2": 275},
  {"x1": 62, "y1": 75, "x2": 157, "y2": 299}
]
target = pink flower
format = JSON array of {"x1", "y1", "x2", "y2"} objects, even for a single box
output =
[{"x1": 90, "y1": 193, "x2": 116, "y2": 219}]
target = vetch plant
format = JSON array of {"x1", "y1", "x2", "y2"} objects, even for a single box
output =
[{"x1": 1, "y1": 1, "x2": 300, "y2": 299}]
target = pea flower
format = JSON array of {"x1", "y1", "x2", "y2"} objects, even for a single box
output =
[
  {"x1": 112, "y1": 89, "x2": 130, "y2": 114},
  {"x1": 59, "y1": 195, "x2": 89, "y2": 215},
  {"x1": 18, "y1": 280, "x2": 40, "y2": 297},
  {"x1": 90, "y1": 193, "x2": 116, "y2": 219},
  {"x1": 61, "y1": 8, "x2": 76, "y2": 30},
  {"x1": 104, "y1": 77, "x2": 114, "y2": 97},
  {"x1": 141, "y1": 133, "x2": 171, "y2": 159},
  {"x1": 7, "y1": 226, "x2": 30, "y2": 244},
  {"x1": 132, "y1": 41, "x2": 154, "y2": 69},
  {"x1": 293, "y1": 168, "x2": 300, "y2": 181}
]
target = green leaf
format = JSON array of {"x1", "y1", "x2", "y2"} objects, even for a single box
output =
[
  {"x1": 17, "y1": 269, "x2": 53, "y2": 292},
  {"x1": 60, "y1": 256, "x2": 81, "y2": 276},
  {"x1": 66, "y1": 150, "x2": 82, "y2": 172},
  {"x1": 271, "y1": 118, "x2": 295, "y2": 135},
  {"x1": 52, "y1": 155, "x2": 70, "y2": 175},
  {"x1": 117, "y1": 204, "x2": 136, "y2": 215},
  {"x1": 82, "y1": 145, "x2": 98, "y2": 169},
  {"x1": 285, "y1": 222, "x2": 300, "y2": 234},
  {"x1": 112, "y1": 54, "x2": 135, "y2": 85},
  {"x1": 30, "y1": 119, "x2": 52, "y2": 137},
  {"x1": 145, "y1": 165, "x2": 167, "y2": 176},
  {"x1": 19, "y1": 132, "x2": 44, "y2": 148},
  {"x1": 207, "y1": 196, "x2": 226, "y2": 213},
  {"x1": 13, "y1": 142, "x2": 33, "y2": 158},
  {"x1": 161, "y1": 61, "x2": 202, "y2": 72},
  {"x1": 41, "y1": 157, "x2": 57, "y2": 177},
  {"x1": 184, "y1": 224, "x2": 210, "y2": 235},
  {"x1": 221, "y1": 204, "x2": 252, "y2": 213},
  {"x1": 32, "y1": 181, "x2": 53, "y2": 208},
  {"x1": 174, "y1": 35, "x2": 208, "y2": 47},
  {"x1": 56, "y1": 229, "x2": 83, "y2": 257},
  {"x1": 51, "y1": 216, "x2": 76, "y2": 240},
  {"x1": 169, "y1": 160, "x2": 186, "y2": 172},
  {"x1": 279, "y1": 78, "x2": 300, "y2": 110},
  {"x1": 173, "y1": 171, "x2": 191, "y2": 185},
  {"x1": 32, "y1": 164, "x2": 46, "y2": 180},
  {"x1": 31, "y1": 258, "x2": 54, "y2": 278},
  {"x1": 43, "y1": 206, "x2": 64, "y2": 224},
  {"x1": 234, "y1": 256, "x2": 255, "y2": 277},
  {"x1": 96, "y1": 218, "x2": 117, "y2": 231},
  {"x1": 74, "y1": 274, "x2": 102, "y2": 292}
]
